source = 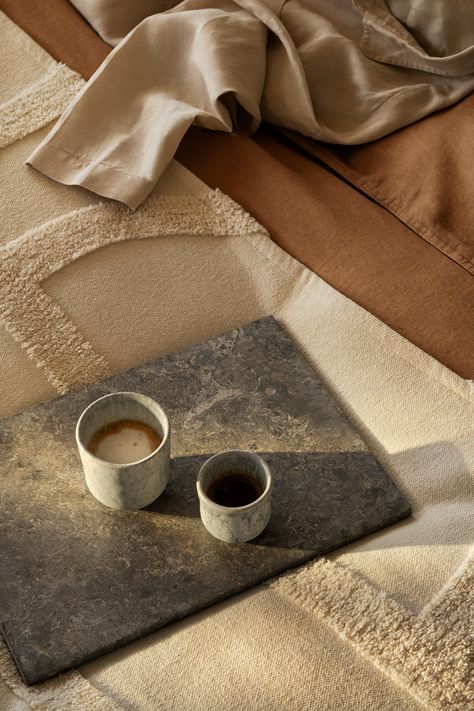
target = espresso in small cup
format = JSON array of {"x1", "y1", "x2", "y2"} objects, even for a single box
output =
[
  {"x1": 206, "y1": 472, "x2": 264, "y2": 508},
  {"x1": 88, "y1": 419, "x2": 162, "y2": 464},
  {"x1": 197, "y1": 451, "x2": 272, "y2": 543}
]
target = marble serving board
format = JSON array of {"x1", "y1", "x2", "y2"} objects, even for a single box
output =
[{"x1": 0, "y1": 317, "x2": 410, "y2": 684}]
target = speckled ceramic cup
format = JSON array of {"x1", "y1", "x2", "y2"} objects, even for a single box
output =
[
  {"x1": 197, "y1": 451, "x2": 272, "y2": 543},
  {"x1": 76, "y1": 392, "x2": 170, "y2": 510}
]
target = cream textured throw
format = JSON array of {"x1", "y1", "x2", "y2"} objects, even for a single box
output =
[{"x1": 0, "y1": 12, "x2": 473, "y2": 711}]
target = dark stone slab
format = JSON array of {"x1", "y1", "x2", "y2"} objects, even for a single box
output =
[{"x1": 0, "y1": 317, "x2": 410, "y2": 684}]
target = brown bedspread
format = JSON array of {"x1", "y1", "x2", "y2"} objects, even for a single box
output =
[{"x1": 1, "y1": 0, "x2": 473, "y2": 378}]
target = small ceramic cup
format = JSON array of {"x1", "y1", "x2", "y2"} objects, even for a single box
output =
[
  {"x1": 76, "y1": 392, "x2": 170, "y2": 510},
  {"x1": 196, "y1": 450, "x2": 272, "y2": 543}
]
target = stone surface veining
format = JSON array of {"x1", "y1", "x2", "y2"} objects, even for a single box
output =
[{"x1": 0, "y1": 317, "x2": 410, "y2": 684}]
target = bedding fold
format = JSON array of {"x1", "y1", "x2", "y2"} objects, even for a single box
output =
[
  {"x1": 29, "y1": 0, "x2": 268, "y2": 208},
  {"x1": 27, "y1": 0, "x2": 474, "y2": 208}
]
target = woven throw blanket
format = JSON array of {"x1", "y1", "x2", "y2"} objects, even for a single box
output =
[{"x1": 0, "y1": 12, "x2": 473, "y2": 711}]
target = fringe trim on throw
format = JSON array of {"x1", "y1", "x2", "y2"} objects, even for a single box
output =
[
  {"x1": 0, "y1": 637, "x2": 121, "y2": 710},
  {"x1": 0, "y1": 63, "x2": 84, "y2": 148},
  {"x1": 0, "y1": 190, "x2": 266, "y2": 393},
  {"x1": 270, "y1": 557, "x2": 474, "y2": 711}
]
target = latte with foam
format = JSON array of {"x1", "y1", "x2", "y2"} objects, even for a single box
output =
[{"x1": 88, "y1": 419, "x2": 162, "y2": 464}]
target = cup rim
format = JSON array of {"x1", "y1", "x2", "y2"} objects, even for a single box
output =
[
  {"x1": 76, "y1": 391, "x2": 170, "y2": 468},
  {"x1": 196, "y1": 450, "x2": 272, "y2": 513}
]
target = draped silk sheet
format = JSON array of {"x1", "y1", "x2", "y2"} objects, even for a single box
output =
[{"x1": 28, "y1": 0, "x2": 474, "y2": 207}]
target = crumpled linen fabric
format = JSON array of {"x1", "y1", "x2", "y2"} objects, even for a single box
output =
[{"x1": 28, "y1": 0, "x2": 474, "y2": 208}]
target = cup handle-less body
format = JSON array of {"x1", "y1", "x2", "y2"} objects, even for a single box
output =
[
  {"x1": 196, "y1": 451, "x2": 272, "y2": 543},
  {"x1": 76, "y1": 392, "x2": 170, "y2": 510}
]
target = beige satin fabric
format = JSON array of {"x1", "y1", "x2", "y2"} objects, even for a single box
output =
[
  {"x1": 28, "y1": 0, "x2": 474, "y2": 208},
  {"x1": 69, "y1": 0, "x2": 181, "y2": 46}
]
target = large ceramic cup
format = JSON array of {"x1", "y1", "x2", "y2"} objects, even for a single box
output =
[
  {"x1": 197, "y1": 450, "x2": 272, "y2": 543},
  {"x1": 76, "y1": 392, "x2": 170, "y2": 510}
]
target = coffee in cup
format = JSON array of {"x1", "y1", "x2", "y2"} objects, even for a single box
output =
[
  {"x1": 88, "y1": 419, "x2": 162, "y2": 464},
  {"x1": 76, "y1": 392, "x2": 170, "y2": 510},
  {"x1": 197, "y1": 451, "x2": 272, "y2": 543}
]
